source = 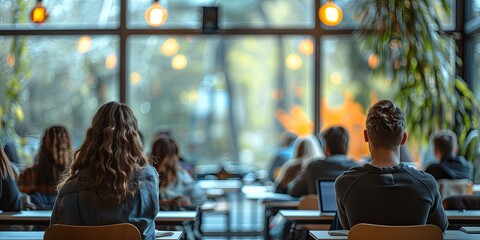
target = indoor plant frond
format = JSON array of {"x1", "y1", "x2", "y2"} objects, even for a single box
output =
[{"x1": 355, "y1": 0, "x2": 480, "y2": 167}]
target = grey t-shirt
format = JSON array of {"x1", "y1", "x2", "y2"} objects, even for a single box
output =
[{"x1": 335, "y1": 163, "x2": 448, "y2": 231}]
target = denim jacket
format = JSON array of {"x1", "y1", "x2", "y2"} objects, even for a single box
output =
[{"x1": 51, "y1": 165, "x2": 159, "y2": 240}]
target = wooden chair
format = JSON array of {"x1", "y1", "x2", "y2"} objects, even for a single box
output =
[
  {"x1": 348, "y1": 223, "x2": 443, "y2": 240},
  {"x1": 44, "y1": 223, "x2": 142, "y2": 240}
]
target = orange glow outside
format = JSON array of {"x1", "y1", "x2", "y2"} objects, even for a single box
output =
[
  {"x1": 77, "y1": 36, "x2": 92, "y2": 53},
  {"x1": 275, "y1": 93, "x2": 384, "y2": 161},
  {"x1": 105, "y1": 54, "x2": 117, "y2": 69},
  {"x1": 286, "y1": 54, "x2": 302, "y2": 70},
  {"x1": 6, "y1": 54, "x2": 15, "y2": 68},
  {"x1": 130, "y1": 72, "x2": 142, "y2": 85},
  {"x1": 271, "y1": 89, "x2": 284, "y2": 100},
  {"x1": 172, "y1": 54, "x2": 188, "y2": 70},
  {"x1": 298, "y1": 38, "x2": 314, "y2": 55},
  {"x1": 161, "y1": 38, "x2": 179, "y2": 56},
  {"x1": 368, "y1": 54, "x2": 380, "y2": 69}
]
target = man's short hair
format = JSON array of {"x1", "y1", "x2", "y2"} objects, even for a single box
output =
[
  {"x1": 366, "y1": 100, "x2": 406, "y2": 148},
  {"x1": 323, "y1": 126, "x2": 349, "y2": 155},
  {"x1": 433, "y1": 130, "x2": 457, "y2": 157}
]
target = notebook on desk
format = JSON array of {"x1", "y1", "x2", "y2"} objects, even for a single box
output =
[{"x1": 316, "y1": 178, "x2": 337, "y2": 213}]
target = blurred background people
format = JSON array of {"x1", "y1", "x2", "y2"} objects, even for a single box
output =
[
  {"x1": 51, "y1": 102, "x2": 159, "y2": 240},
  {"x1": 18, "y1": 125, "x2": 72, "y2": 210},
  {"x1": 288, "y1": 126, "x2": 359, "y2": 198},
  {"x1": 267, "y1": 131, "x2": 297, "y2": 182},
  {"x1": 425, "y1": 130, "x2": 472, "y2": 180},
  {"x1": 150, "y1": 136, "x2": 206, "y2": 211},
  {"x1": 274, "y1": 135, "x2": 324, "y2": 194}
]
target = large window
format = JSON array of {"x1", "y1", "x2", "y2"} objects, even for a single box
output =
[{"x1": 0, "y1": 0, "x2": 460, "y2": 170}]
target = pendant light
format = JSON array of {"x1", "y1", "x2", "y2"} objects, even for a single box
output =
[
  {"x1": 30, "y1": 0, "x2": 48, "y2": 24},
  {"x1": 318, "y1": 0, "x2": 343, "y2": 27},
  {"x1": 145, "y1": 0, "x2": 168, "y2": 27}
]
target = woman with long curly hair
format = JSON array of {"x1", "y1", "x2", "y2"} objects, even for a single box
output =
[
  {"x1": 18, "y1": 125, "x2": 72, "y2": 209},
  {"x1": 51, "y1": 101, "x2": 159, "y2": 240},
  {"x1": 149, "y1": 136, "x2": 206, "y2": 211},
  {"x1": 0, "y1": 143, "x2": 22, "y2": 211}
]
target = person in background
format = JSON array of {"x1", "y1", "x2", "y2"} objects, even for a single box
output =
[
  {"x1": 268, "y1": 131, "x2": 297, "y2": 182},
  {"x1": 425, "y1": 130, "x2": 472, "y2": 180},
  {"x1": 288, "y1": 126, "x2": 359, "y2": 198},
  {"x1": 0, "y1": 142, "x2": 22, "y2": 211},
  {"x1": 335, "y1": 100, "x2": 447, "y2": 231},
  {"x1": 274, "y1": 135, "x2": 325, "y2": 194},
  {"x1": 18, "y1": 125, "x2": 72, "y2": 210},
  {"x1": 51, "y1": 101, "x2": 159, "y2": 240},
  {"x1": 149, "y1": 136, "x2": 206, "y2": 211}
]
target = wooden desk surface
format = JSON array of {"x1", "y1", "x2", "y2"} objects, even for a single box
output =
[
  {"x1": 0, "y1": 231, "x2": 183, "y2": 240},
  {"x1": 309, "y1": 230, "x2": 480, "y2": 240},
  {"x1": 0, "y1": 211, "x2": 197, "y2": 225}
]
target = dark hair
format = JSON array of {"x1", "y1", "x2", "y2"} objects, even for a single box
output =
[
  {"x1": 323, "y1": 126, "x2": 349, "y2": 155},
  {"x1": 59, "y1": 101, "x2": 148, "y2": 203},
  {"x1": 35, "y1": 125, "x2": 72, "y2": 193},
  {"x1": 366, "y1": 100, "x2": 406, "y2": 148},
  {"x1": 0, "y1": 146, "x2": 15, "y2": 180},
  {"x1": 149, "y1": 136, "x2": 180, "y2": 190},
  {"x1": 433, "y1": 130, "x2": 457, "y2": 157},
  {"x1": 280, "y1": 131, "x2": 297, "y2": 147}
]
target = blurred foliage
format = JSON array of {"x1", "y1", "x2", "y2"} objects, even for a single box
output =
[
  {"x1": 0, "y1": 0, "x2": 29, "y2": 143},
  {"x1": 355, "y1": 0, "x2": 480, "y2": 168}
]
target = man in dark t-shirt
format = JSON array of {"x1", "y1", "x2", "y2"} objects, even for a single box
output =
[{"x1": 335, "y1": 100, "x2": 448, "y2": 231}]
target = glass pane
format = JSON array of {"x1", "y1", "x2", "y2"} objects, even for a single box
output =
[
  {"x1": 128, "y1": 35, "x2": 314, "y2": 169},
  {"x1": 320, "y1": 37, "x2": 392, "y2": 161},
  {"x1": 0, "y1": 35, "x2": 119, "y2": 163},
  {"x1": 323, "y1": 0, "x2": 455, "y2": 30},
  {"x1": 0, "y1": 0, "x2": 119, "y2": 29},
  {"x1": 473, "y1": 35, "x2": 480, "y2": 99},
  {"x1": 128, "y1": 0, "x2": 314, "y2": 29},
  {"x1": 472, "y1": 0, "x2": 480, "y2": 19}
]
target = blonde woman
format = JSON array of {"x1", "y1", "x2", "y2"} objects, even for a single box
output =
[
  {"x1": 18, "y1": 125, "x2": 72, "y2": 209},
  {"x1": 274, "y1": 135, "x2": 325, "y2": 193},
  {"x1": 51, "y1": 102, "x2": 159, "y2": 240}
]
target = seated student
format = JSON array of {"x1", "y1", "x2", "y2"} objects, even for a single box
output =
[
  {"x1": 18, "y1": 125, "x2": 73, "y2": 209},
  {"x1": 149, "y1": 136, "x2": 206, "y2": 211},
  {"x1": 288, "y1": 126, "x2": 359, "y2": 198},
  {"x1": 51, "y1": 102, "x2": 159, "y2": 240},
  {"x1": 425, "y1": 130, "x2": 472, "y2": 180},
  {"x1": 335, "y1": 100, "x2": 448, "y2": 231},
  {"x1": 267, "y1": 131, "x2": 297, "y2": 182},
  {"x1": 274, "y1": 135, "x2": 325, "y2": 194},
  {"x1": 0, "y1": 143, "x2": 22, "y2": 211}
]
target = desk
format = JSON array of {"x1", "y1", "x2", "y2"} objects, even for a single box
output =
[
  {"x1": 243, "y1": 189, "x2": 299, "y2": 240},
  {"x1": 279, "y1": 210, "x2": 480, "y2": 228},
  {"x1": 0, "y1": 211, "x2": 197, "y2": 226},
  {"x1": 309, "y1": 230, "x2": 480, "y2": 240},
  {"x1": 197, "y1": 179, "x2": 243, "y2": 193},
  {"x1": 0, "y1": 231, "x2": 183, "y2": 240}
]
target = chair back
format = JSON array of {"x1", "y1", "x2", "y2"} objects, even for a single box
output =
[
  {"x1": 44, "y1": 223, "x2": 142, "y2": 240},
  {"x1": 298, "y1": 194, "x2": 318, "y2": 210},
  {"x1": 443, "y1": 195, "x2": 480, "y2": 210},
  {"x1": 347, "y1": 223, "x2": 443, "y2": 240}
]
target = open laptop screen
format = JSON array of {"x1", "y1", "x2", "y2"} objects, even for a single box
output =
[{"x1": 316, "y1": 179, "x2": 337, "y2": 213}]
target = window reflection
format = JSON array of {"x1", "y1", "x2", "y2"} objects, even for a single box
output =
[
  {"x1": 128, "y1": 36, "x2": 314, "y2": 168},
  {"x1": 0, "y1": 36, "x2": 119, "y2": 152}
]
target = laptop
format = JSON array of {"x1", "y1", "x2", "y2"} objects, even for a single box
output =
[{"x1": 316, "y1": 178, "x2": 337, "y2": 213}]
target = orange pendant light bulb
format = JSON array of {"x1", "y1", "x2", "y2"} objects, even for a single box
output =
[
  {"x1": 30, "y1": 0, "x2": 48, "y2": 24},
  {"x1": 145, "y1": 0, "x2": 168, "y2": 27},
  {"x1": 318, "y1": 0, "x2": 343, "y2": 27}
]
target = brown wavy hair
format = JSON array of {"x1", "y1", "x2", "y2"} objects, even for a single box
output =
[
  {"x1": 0, "y1": 145, "x2": 16, "y2": 180},
  {"x1": 34, "y1": 125, "x2": 72, "y2": 193},
  {"x1": 149, "y1": 136, "x2": 180, "y2": 190},
  {"x1": 58, "y1": 101, "x2": 148, "y2": 203}
]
